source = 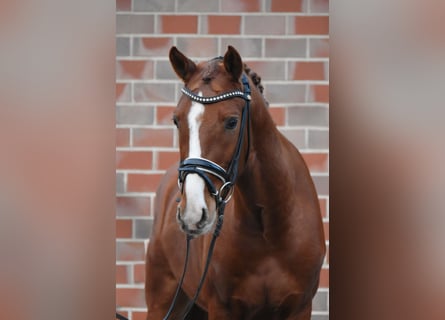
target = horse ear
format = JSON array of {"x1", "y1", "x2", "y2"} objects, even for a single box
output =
[
  {"x1": 223, "y1": 45, "x2": 243, "y2": 81},
  {"x1": 169, "y1": 46, "x2": 197, "y2": 83}
]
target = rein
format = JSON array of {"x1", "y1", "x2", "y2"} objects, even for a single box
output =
[{"x1": 164, "y1": 74, "x2": 252, "y2": 320}]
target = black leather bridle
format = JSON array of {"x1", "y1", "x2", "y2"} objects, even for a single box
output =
[
  {"x1": 178, "y1": 73, "x2": 252, "y2": 212},
  {"x1": 116, "y1": 73, "x2": 252, "y2": 320}
]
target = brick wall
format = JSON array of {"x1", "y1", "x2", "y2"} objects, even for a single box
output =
[{"x1": 116, "y1": 0, "x2": 329, "y2": 319}]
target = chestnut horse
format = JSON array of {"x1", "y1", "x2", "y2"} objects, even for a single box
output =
[{"x1": 145, "y1": 46, "x2": 325, "y2": 320}]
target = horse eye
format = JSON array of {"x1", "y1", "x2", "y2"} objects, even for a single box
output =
[
  {"x1": 172, "y1": 115, "x2": 179, "y2": 128},
  {"x1": 224, "y1": 117, "x2": 238, "y2": 130}
]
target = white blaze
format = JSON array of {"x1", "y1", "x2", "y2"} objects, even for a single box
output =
[
  {"x1": 183, "y1": 94, "x2": 207, "y2": 225},
  {"x1": 188, "y1": 97, "x2": 204, "y2": 159}
]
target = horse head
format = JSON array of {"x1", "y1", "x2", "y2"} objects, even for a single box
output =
[{"x1": 169, "y1": 46, "x2": 251, "y2": 237}]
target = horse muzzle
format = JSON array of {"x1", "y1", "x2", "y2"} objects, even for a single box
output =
[{"x1": 176, "y1": 203, "x2": 216, "y2": 237}]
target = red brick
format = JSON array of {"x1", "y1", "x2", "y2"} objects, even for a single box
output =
[
  {"x1": 221, "y1": 0, "x2": 261, "y2": 12},
  {"x1": 116, "y1": 83, "x2": 130, "y2": 102},
  {"x1": 116, "y1": 265, "x2": 129, "y2": 284},
  {"x1": 207, "y1": 15, "x2": 241, "y2": 34},
  {"x1": 156, "y1": 106, "x2": 176, "y2": 125},
  {"x1": 116, "y1": 0, "x2": 131, "y2": 11},
  {"x1": 141, "y1": 37, "x2": 171, "y2": 48},
  {"x1": 319, "y1": 198, "x2": 328, "y2": 219},
  {"x1": 325, "y1": 245, "x2": 329, "y2": 265},
  {"x1": 116, "y1": 242, "x2": 146, "y2": 261},
  {"x1": 118, "y1": 60, "x2": 154, "y2": 80},
  {"x1": 127, "y1": 173, "x2": 164, "y2": 193},
  {"x1": 161, "y1": 15, "x2": 198, "y2": 34},
  {"x1": 116, "y1": 288, "x2": 146, "y2": 308},
  {"x1": 116, "y1": 219, "x2": 133, "y2": 238},
  {"x1": 270, "y1": 0, "x2": 302, "y2": 12},
  {"x1": 301, "y1": 153, "x2": 328, "y2": 173},
  {"x1": 133, "y1": 263, "x2": 146, "y2": 284},
  {"x1": 294, "y1": 16, "x2": 329, "y2": 35},
  {"x1": 116, "y1": 128, "x2": 130, "y2": 147},
  {"x1": 268, "y1": 107, "x2": 286, "y2": 126},
  {"x1": 139, "y1": 37, "x2": 173, "y2": 57},
  {"x1": 116, "y1": 151, "x2": 153, "y2": 170},
  {"x1": 132, "y1": 311, "x2": 147, "y2": 320},
  {"x1": 116, "y1": 196, "x2": 151, "y2": 217},
  {"x1": 291, "y1": 61, "x2": 326, "y2": 80},
  {"x1": 319, "y1": 268, "x2": 329, "y2": 288},
  {"x1": 132, "y1": 128, "x2": 174, "y2": 147},
  {"x1": 323, "y1": 221, "x2": 329, "y2": 241},
  {"x1": 157, "y1": 151, "x2": 180, "y2": 170},
  {"x1": 310, "y1": 84, "x2": 329, "y2": 103}
]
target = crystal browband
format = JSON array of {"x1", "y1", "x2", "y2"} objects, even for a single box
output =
[{"x1": 181, "y1": 87, "x2": 251, "y2": 105}]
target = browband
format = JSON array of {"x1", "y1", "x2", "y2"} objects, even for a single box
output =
[{"x1": 181, "y1": 86, "x2": 251, "y2": 104}]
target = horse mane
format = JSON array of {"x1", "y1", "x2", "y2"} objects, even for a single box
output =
[
  {"x1": 243, "y1": 63, "x2": 269, "y2": 107},
  {"x1": 243, "y1": 64, "x2": 263, "y2": 94}
]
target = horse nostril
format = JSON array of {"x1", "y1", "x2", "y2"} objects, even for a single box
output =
[
  {"x1": 196, "y1": 208, "x2": 208, "y2": 229},
  {"x1": 177, "y1": 207, "x2": 183, "y2": 221}
]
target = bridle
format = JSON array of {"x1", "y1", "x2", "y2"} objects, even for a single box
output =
[
  {"x1": 116, "y1": 72, "x2": 252, "y2": 320},
  {"x1": 178, "y1": 73, "x2": 252, "y2": 213}
]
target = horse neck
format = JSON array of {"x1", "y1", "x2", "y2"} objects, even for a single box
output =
[
  {"x1": 245, "y1": 88, "x2": 291, "y2": 182},
  {"x1": 234, "y1": 88, "x2": 303, "y2": 234}
]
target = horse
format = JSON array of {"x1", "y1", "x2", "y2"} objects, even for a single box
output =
[{"x1": 145, "y1": 45, "x2": 326, "y2": 320}]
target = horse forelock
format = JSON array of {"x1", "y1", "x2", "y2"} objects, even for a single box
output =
[
  {"x1": 201, "y1": 59, "x2": 220, "y2": 83},
  {"x1": 189, "y1": 57, "x2": 267, "y2": 102}
]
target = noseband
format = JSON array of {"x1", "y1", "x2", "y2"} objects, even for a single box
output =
[{"x1": 178, "y1": 73, "x2": 251, "y2": 210}]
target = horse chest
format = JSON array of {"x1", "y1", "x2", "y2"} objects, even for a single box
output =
[{"x1": 214, "y1": 256, "x2": 301, "y2": 310}]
